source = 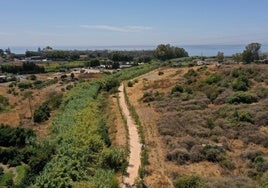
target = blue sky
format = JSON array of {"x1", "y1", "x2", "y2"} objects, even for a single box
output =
[{"x1": 1, "y1": 0, "x2": 268, "y2": 47}]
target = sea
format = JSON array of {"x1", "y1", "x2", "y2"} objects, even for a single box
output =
[{"x1": 2, "y1": 44, "x2": 268, "y2": 57}]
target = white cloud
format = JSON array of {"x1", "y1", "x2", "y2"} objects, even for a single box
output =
[{"x1": 80, "y1": 25, "x2": 152, "y2": 32}]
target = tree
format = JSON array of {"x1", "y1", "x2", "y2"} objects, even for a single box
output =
[
  {"x1": 90, "y1": 59, "x2": 100, "y2": 67},
  {"x1": 108, "y1": 51, "x2": 133, "y2": 62},
  {"x1": 241, "y1": 42, "x2": 261, "y2": 63},
  {"x1": 217, "y1": 51, "x2": 224, "y2": 63},
  {"x1": 232, "y1": 53, "x2": 242, "y2": 63},
  {"x1": 245, "y1": 42, "x2": 261, "y2": 60},
  {"x1": 0, "y1": 49, "x2": 4, "y2": 57},
  {"x1": 5, "y1": 47, "x2": 11, "y2": 55},
  {"x1": 137, "y1": 55, "x2": 152, "y2": 63},
  {"x1": 242, "y1": 49, "x2": 254, "y2": 64},
  {"x1": 112, "y1": 62, "x2": 120, "y2": 69},
  {"x1": 154, "y1": 44, "x2": 188, "y2": 61}
]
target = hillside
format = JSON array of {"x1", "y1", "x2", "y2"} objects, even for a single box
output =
[{"x1": 125, "y1": 64, "x2": 268, "y2": 187}]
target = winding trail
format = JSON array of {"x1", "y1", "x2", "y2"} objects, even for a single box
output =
[{"x1": 119, "y1": 84, "x2": 141, "y2": 187}]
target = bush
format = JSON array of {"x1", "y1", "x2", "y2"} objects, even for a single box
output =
[
  {"x1": 66, "y1": 84, "x2": 73, "y2": 90},
  {"x1": 171, "y1": 85, "x2": 184, "y2": 94},
  {"x1": 173, "y1": 175, "x2": 204, "y2": 188},
  {"x1": 184, "y1": 69, "x2": 197, "y2": 78},
  {"x1": 231, "y1": 76, "x2": 249, "y2": 91},
  {"x1": 101, "y1": 148, "x2": 126, "y2": 171},
  {"x1": 127, "y1": 81, "x2": 133, "y2": 87},
  {"x1": 226, "y1": 92, "x2": 257, "y2": 104},
  {"x1": 233, "y1": 110, "x2": 254, "y2": 123},
  {"x1": 33, "y1": 103, "x2": 50, "y2": 123},
  {"x1": 0, "y1": 124, "x2": 35, "y2": 147},
  {"x1": 0, "y1": 167, "x2": 3, "y2": 175},
  {"x1": 158, "y1": 71, "x2": 164, "y2": 75},
  {"x1": 29, "y1": 74, "x2": 37, "y2": 80},
  {"x1": 166, "y1": 148, "x2": 190, "y2": 164},
  {"x1": 18, "y1": 82, "x2": 32, "y2": 89},
  {"x1": 205, "y1": 74, "x2": 222, "y2": 85},
  {"x1": 46, "y1": 93, "x2": 63, "y2": 109},
  {"x1": 202, "y1": 145, "x2": 225, "y2": 162},
  {"x1": 231, "y1": 67, "x2": 246, "y2": 78},
  {"x1": 240, "y1": 150, "x2": 263, "y2": 162},
  {"x1": 189, "y1": 145, "x2": 204, "y2": 162},
  {"x1": 142, "y1": 92, "x2": 155, "y2": 102},
  {"x1": 220, "y1": 159, "x2": 235, "y2": 170}
]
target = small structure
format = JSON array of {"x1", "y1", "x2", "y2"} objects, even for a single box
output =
[
  {"x1": 79, "y1": 55, "x2": 88, "y2": 60},
  {"x1": 197, "y1": 61, "x2": 207, "y2": 66}
]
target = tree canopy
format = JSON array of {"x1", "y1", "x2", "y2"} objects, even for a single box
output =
[
  {"x1": 242, "y1": 42, "x2": 261, "y2": 63},
  {"x1": 154, "y1": 44, "x2": 188, "y2": 61}
]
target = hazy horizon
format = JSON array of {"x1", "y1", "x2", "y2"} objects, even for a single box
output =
[{"x1": 3, "y1": 44, "x2": 268, "y2": 56}]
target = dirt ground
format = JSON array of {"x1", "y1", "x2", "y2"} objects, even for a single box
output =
[{"x1": 0, "y1": 72, "x2": 102, "y2": 138}]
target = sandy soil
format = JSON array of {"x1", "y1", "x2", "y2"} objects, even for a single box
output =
[{"x1": 118, "y1": 84, "x2": 141, "y2": 187}]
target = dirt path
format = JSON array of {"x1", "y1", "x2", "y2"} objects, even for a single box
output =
[{"x1": 118, "y1": 84, "x2": 141, "y2": 187}]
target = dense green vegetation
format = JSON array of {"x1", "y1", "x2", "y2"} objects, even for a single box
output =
[
  {"x1": 154, "y1": 44, "x2": 188, "y2": 61},
  {"x1": 0, "y1": 62, "x2": 158, "y2": 187},
  {"x1": 0, "y1": 124, "x2": 55, "y2": 187},
  {"x1": 1, "y1": 62, "x2": 45, "y2": 74},
  {"x1": 32, "y1": 63, "x2": 158, "y2": 187}
]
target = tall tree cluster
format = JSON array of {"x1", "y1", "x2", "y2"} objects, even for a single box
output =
[
  {"x1": 242, "y1": 43, "x2": 261, "y2": 64},
  {"x1": 154, "y1": 44, "x2": 188, "y2": 61}
]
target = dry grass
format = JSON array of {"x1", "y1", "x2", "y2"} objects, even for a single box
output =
[{"x1": 124, "y1": 64, "x2": 268, "y2": 187}]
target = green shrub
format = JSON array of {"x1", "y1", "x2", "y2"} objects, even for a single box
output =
[
  {"x1": 0, "y1": 95, "x2": 9, "y2": 106},
  {"x1": 241, "y1": 150, "x2": 263, "y2": 162},
  {"x1": 202, "y1": 145, "x2": 225, "y2": 162},
  {"x1": 127, "y1": 81, "x2": 133, "y2": 87},
  {"x1": 184, "y1": 69, "x2": 197, "y2": 78},
  {"x1": 205, "y1": 74, "x2": 222, "y2": 85},
  {"x1": 166, "y1": 148, "x2": 190, "y2": 164},
  {"x1": 173, "y1": 175, "x2": 204, "y2": 188},
  {"x1": 33, "y1": 103, "x2": 50, "y2": 123},
  {"x1": 171, "y1": 85, "x2": 184, "y2": 94},
  {"x1": 66, "y1": 84, "x2": 73, "y2": 90},
  {"x1": 47, "y1": 93, "x2": 63, "y2": 109},
  {"x1": 234, "y1": 110, "x2": 254, "y2": 123},
  {"x1": 29, "y1": 74, "x2": 37, "y2": 80},
  {"x1": 231, "y1": 67, "x2": 246, "y2": 78},
  {"x1": 0, "y1": 172, "x2": 14, "y2": 187},
  {"x1": 142, "y1": 92, "x2": 155, "y2": 102},
  {"x1": 226, "y1": 92, "x2": 257, "y2": 104},
  {"x1": 0, "y1": 167, "x2": 3, "y2": 176},
  {"x1": 101, "y1": 148, "x2": 126, "y2": 171},
  {"x1": 158, "y1": 71, "x2": 164, "y2": 75},
  {"x1": 231, "y1": 76, "x2": 249, "y2": 91},
  {"x1": 18, "y1": 82, "x2": 32, "y2": 89},
  {"x1": 220, "y1": 159, "x2": 235, "y2": 170},
  {"x1": 0, "y1": 124, "x2": 35, "y2": 147}
]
